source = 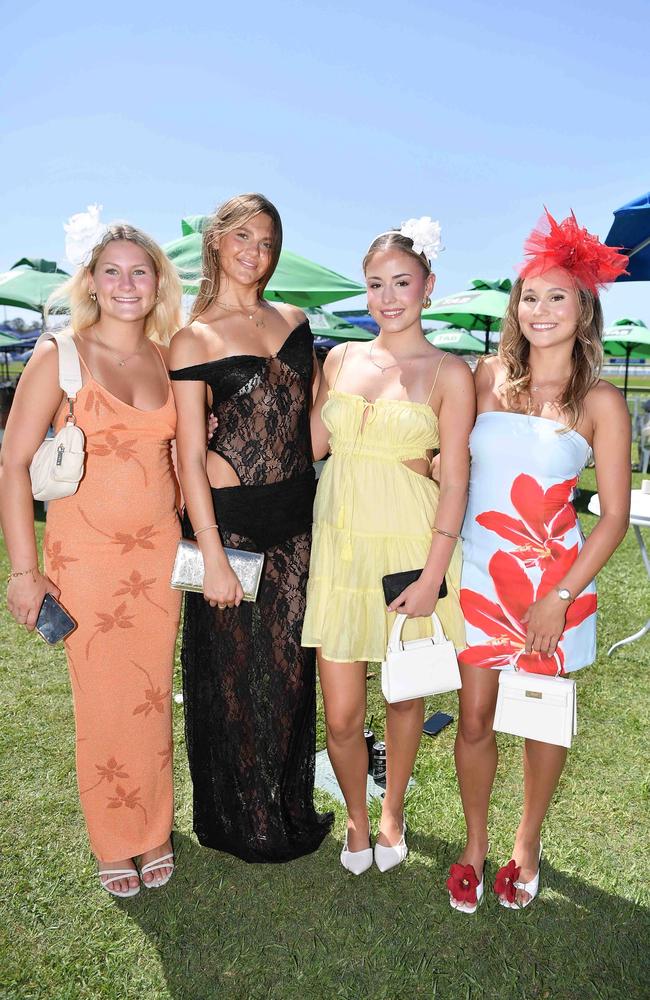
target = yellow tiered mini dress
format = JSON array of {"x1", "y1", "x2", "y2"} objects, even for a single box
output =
[{"x1": 302, "y1": 367, "x2": 466, "y2": 663}]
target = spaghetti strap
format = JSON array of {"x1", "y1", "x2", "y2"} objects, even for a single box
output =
[
  {"x1": 425, "y1": 353, "x2": 448, "y2": 405},
  {"x1": 151, "y1": 340, "x2": 171, "y2": 379},
  {"x1": 331, "y1": 341, "x2": 350, "y2": 390}
]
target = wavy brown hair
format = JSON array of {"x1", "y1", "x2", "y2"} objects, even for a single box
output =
[
  {"x1": 189, "y1": 193, "x2": 282, "y2": 322},
  {"x1": 498, "y1": 277, "x2": 604, "y2": 430},
  {"x1": 362, "y1": 230, "x2": 431, "y2": 278},
  {"x1": 47, "y1": 223, "x2": 182, "y2": 344}
]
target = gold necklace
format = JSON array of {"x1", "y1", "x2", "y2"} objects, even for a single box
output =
[
  {"x1": 93, "y1": 327, "x2": 148, "y2": 367},
  {"x1": 214, "y1": 299, "x2": 266, "y2": 328}
]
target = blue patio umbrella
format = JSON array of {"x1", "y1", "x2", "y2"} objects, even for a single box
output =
[{"x1": 605, "y1": 192, "x2": 650, "y2": 282}]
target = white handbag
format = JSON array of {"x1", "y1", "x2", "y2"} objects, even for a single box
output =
[
  {"x1": 493, "y1": 668, "x2": 577, "y2": 748},
  {"x1": 29, "y1": 332, "x2": 86, "y2": 502},
  {"x1": 381, "y1": 612, "x2": 462, "y2": 704}
]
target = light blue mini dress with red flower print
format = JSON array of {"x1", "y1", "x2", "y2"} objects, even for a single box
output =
[{"x1": 459, "y1": 411, "x2": 597, "y2": 676}]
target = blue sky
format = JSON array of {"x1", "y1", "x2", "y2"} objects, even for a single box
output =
[{"x1": 2, "y1": 0, "x2": 648, "y2": 327}]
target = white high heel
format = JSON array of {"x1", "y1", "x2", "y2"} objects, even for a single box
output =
[
  {"x1": 374, "y1": 821, "x2": 408, "y2": 873},
  {"x1": 340, "y1": 827, "x2": 373, "y2": 875}
]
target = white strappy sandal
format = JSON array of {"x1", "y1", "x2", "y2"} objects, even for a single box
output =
[
  {"x1": 98, "y1": 867, "x2": 140, "y2": 898},
  {"x1": 498, "y1": 843, "x2": 542, "y2": 910},
  {"x1": 140, "y1": 851, "x2": 175, "y2": 889}
]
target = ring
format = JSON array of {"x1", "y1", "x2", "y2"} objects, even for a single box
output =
[{"x1": 217, "y1": 603, "x2": 226, "y2": 610}]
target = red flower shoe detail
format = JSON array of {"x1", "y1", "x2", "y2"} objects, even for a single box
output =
[
  {"x1": 493, "y1": 859, "x2": 520, "y2": 904},
  {"x1": 447, "y1": 863, "x2": 483, "y2": 914}
]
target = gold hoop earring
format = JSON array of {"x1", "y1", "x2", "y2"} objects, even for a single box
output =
[{"x1": 422, "y1": 296, "x2": 432, "y2": 309}]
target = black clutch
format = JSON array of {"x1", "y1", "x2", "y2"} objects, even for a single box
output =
[{"x1": 381, "y1": 569, "x2": 448, "y2": 607}]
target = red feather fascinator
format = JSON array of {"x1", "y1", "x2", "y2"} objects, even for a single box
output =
[{"x1": 519, "y1": 208, "x2": 628, "y2": 294}]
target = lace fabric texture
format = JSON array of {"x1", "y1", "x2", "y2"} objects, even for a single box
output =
[{"x1": 171, "y1": 321, "x2": 333, "y2": 861}]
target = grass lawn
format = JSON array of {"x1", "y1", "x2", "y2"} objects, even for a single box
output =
[{"x1": 1, "y1": 468, "x2": 649, "y2": 1000}]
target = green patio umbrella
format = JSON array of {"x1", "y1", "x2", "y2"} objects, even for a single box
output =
[
  {"x1": 422, "y1": 278, "x2": 511, "y2": 354},
  {"x1": 0, "y1": 258, "x2": 70, "y2": 318},
  {"x1": 0, "y1": 330, "x2": 22, "y2": 379},
  {"x1": 163, "y1": 223, "x2": 365, "y2": 306},
  {"x1": 305, "y1": 307, "x2": 374, "y2": 341},
  {"x1": 602, "y1": 318, "x2": 650, "y2": 398},
  {"x1": 426, "y1": 327, "x2": 484, "y2": 354}
]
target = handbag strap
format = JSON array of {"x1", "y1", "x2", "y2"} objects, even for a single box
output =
[
  {"x1": 35, "y1": 331, "x2": 83, "y2": 409},
  {"x1": 387, "y1": 611, "x2": 446, "y2": 653}
]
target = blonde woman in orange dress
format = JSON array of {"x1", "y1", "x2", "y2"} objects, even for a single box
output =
[{"x1": 0, "y1": 215, "x2": 183, "y2": 898}]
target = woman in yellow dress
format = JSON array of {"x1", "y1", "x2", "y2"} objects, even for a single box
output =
[{"x1": 302, "y1": 219, "x2": 475, "y2": 874}]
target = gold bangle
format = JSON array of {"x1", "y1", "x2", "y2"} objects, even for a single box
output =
[
  {"x1": 194, "y1": 524, "x2": 218, "y2": 537},
  {"x1": 432, "y1": 526, "x2": 461, "y2": 540},
  {"x1": 7, "y1": 565, "x2": 39, "y2": 583}
]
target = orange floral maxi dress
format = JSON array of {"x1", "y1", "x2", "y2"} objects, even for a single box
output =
[{"x1": 43, "y1": 359, "x2": 181, "y2": 863}]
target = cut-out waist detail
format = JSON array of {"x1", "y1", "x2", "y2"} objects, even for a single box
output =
[{"x1": 330, "y1": 443, "x2": 430, "y2": 462}]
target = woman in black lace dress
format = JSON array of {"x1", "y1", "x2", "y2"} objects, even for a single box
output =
[{"x1": 170, "y1": 194, "x2": 332, "y2": 861}]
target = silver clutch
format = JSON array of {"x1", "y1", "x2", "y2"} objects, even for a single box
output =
[{"x1": 170, "y1": 538, "x2": 264, "y2": 602}]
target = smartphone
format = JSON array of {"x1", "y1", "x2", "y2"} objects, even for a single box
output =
[
  {"x1": 35, "y1": 593, "x2": 77, "y2": 645},
  {"x1": 423, "y1": 712, "x2": 454, "y2": 737}
]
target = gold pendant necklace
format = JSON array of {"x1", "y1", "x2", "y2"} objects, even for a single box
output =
[
  {"x1": 93, "y1": 327, "x2": 147, "y2": 367},
  {"x1": 214, "y1": 299, "x2": 266, "y2": 328}
]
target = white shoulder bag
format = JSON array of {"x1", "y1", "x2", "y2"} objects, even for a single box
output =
[
  {"x1": 493, "y1": 667, "x2": 577, "y2": 748},
  {"x1": 381, "y1": 612, "x2": 462, "y2": 704},
  {"x1": 29, "y1": 332, "x2": 86, "y2": 502}
]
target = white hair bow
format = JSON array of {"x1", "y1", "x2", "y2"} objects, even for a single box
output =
[{"x1": 400, "y1": 216, "x2": 443, "y2": 260}]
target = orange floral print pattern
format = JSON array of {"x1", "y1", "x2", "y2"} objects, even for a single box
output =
[
  {"x1": 85, "y1": 602, "x2": 135, "y2": 657},
  {"x1": 84, "y1": 388, "x2": 117, "y2": 418},
  {"x1": 80, "y1": 756, "x2": 130, "y2": 796},
  {"x1": 88, "y1": 424, "x2": 148, "y2": 485},
  {"x1": 132, "y1": 661, "x2": 171, "y2": 718},
  {"x1": 107, "y1": 785, "x2": 148, "y2": 824},
  {"x1": 113, "y1": 570, "x2": 168, "y2": 614}
]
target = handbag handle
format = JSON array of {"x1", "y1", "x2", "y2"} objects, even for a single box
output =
[
  {"x1": 35, "y1": 331, "x2": 83, "y2": 423},
  {"x1": 512, "y1": 649, "x2": 563, "y2": 676},
  {"x1": 387, "y1": 612, "x2": 447, "y2": 654}
]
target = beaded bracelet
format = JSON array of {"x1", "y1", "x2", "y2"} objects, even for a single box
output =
[{"x1": 194, "y1": 524, "x2": 219, "y2": 537}]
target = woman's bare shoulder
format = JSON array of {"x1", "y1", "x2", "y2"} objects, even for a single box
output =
[{"x1": 169, "y1": 321, "x2": 224, "y2": 368}]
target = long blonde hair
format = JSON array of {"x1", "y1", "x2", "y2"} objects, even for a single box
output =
[
  {"x1": 499, "y1": 277, "x2": 604, "y2": 429},
  {"x1": 47, "y1": 223, "x2": 183, "y2": 344},
  {"x1": 189, "y1": 193, "x2": 283, "y2": 322}
]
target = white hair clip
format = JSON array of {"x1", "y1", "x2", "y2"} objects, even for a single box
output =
[
  {"x1": 400, "y1": 216, "x2": 443, "y2": 260},
  {"x1": 64, "y1": 203, "x2": 109, "y2": 268}
]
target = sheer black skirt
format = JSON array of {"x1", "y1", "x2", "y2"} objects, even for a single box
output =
[{"x1": 181, "y1": 472, "x2": 333, "y2": 863}]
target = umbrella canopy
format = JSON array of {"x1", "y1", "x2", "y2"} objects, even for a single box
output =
[
  {"x1": 304, "y1": 307, "x2": 374, "y2": 341},
  {"x1": 422, "y1": 278, "x2": 511, "y2": 353},
  {"x1": 605, "y1": 192, "x2": 650, "y2": 282},
  {"x1": 602, "y1": 317, "x2": 650, "y2": 397},
  {"x1": 0, "y1": 258, "x2": 70, "y2": 315},
  {"x1": 426, "y1": 327, "x2": 484, "y2": 354},
  {"x1": 0, "y1": 331, "x2": 22, "y2": 349},
  {"x1": 163, "y1": 226, "x2": 364, "y2": 306}
]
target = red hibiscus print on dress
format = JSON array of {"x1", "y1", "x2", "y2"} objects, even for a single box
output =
[
  {"x1": 476, "y1": 473, "x2": 578, "y2": 569},
  {"x1": 459, "y1": 550, "x2": 597, "y2": 675}
]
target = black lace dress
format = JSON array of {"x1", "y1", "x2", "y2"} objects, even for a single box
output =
[{"x1": 170, "y1": 320, "x2": 333, "y2": 862}]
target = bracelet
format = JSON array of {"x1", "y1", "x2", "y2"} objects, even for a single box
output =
[
  {"x1": 194, "y1": 524, "x2": 219, "y2": 537},
  {"x1": 432, "y1": 526, "x2": 461, "y2": 540},
  {"x1": 7, "y1": 565, "x2": 39, "y2": 583}
]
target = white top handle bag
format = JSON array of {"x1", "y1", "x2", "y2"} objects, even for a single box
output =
[
  {"x1": 29, "y1": 332, "x2": 86, "y2": 502},
  {"x1": 381, "y1": 612, "x2": 462, "y2": 704}
]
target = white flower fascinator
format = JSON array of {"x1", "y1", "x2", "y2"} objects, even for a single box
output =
[
  {"x1": 400, "y1": 216, "x2": 443, "y2": 260},
  {"x1": 64, "y1": 204, "x2": 109, "y2": 268}
]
